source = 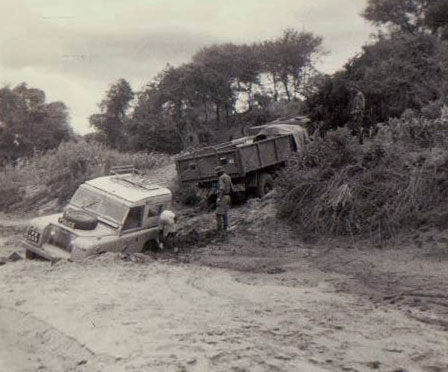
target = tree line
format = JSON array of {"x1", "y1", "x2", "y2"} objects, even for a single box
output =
[
  {"x1": 89, "y1": 29, "x2": 323, "y2": 153},
  {"x1": 3, "y1": 0, "x2": 448, "y2": 165},
  {"x1": 0, "y1": 83, "x2": 73, "y2": 165}
]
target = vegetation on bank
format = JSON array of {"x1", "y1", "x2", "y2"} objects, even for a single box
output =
[
  {"x1": 275, "y1": 0, "x2": 448, "y2": 241},
  {"x1": 0, "y1": 141, "x2": 170, "y2": 211},
  {"x1": 277, "y1": 111, "x2": 448, "y2": 242}
]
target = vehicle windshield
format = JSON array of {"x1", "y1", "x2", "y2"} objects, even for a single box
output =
[{"x1": 70, "y1": 185, "x2": 128, "y2": 224}]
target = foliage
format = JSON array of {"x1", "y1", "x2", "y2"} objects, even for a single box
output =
[
  {"x1": 259, "y1": 29, "x2": 323, "y2": 102},
  {"x1": 306, "y1": 25, "x2": 448, "y2": 135},
  {"x1": 0, "y1": 140, "x2": 170, "y2": 211},
  {"x1": 362, "y1": 0, "x2": 428, "y2": 33},
  {"x1": 89, "y1": 79, "x2": 134, "y2": 150},
  {"x1": 277, "y1": 114, "x2": 448, "y2": 242},
  {"x1": 363, "y1": 0, "x2": 448, "y2": 37},
  {"x1": 89, "y1": 29, "x2": 321, "y2": 153},
  {"x1": 0, "y1": 83, "x2": 74, "y2": 164}
]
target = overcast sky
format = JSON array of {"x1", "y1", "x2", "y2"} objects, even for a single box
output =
[{"x1": 0, "y1": 0, "x2": 375, "y2": 134}]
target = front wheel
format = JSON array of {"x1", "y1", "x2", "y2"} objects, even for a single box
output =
[
  {"x1": 256, "y1": 173, "x2": 273, "y2": 198},
  {"x1": 143, "y1": 239, "x2": 160, "y2": 253},
  {"x1": 25, "y1": 249, "x2": 36, "y2": 259}
]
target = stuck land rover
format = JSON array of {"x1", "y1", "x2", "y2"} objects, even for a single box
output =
[{"x1": 22, "y1": 166, "x2": 173, "y2": 262}]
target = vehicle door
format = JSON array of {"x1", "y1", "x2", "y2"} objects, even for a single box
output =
[
  {"x1": 120, "y1": 205, "x2": 147, "y2": 253},
  {"x1": 144, "y1": 203, "x2": 165, "y2": 228}
]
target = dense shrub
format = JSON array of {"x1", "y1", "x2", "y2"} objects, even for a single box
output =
[
  {"x1": 0, "y1": 140, "x2": 170, "y2": 211},
  {"x1": 277, "y1": 113, "x2": 448, "y2": 242}
]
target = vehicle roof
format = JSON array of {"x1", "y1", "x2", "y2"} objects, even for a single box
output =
[{"x1": 85, "y1": 174, "x2": 171, "y2": 204}]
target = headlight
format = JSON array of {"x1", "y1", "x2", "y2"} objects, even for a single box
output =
[
  {"x1": 67, "y1": 238, "x2": 77, "y2": 252},
  {"x1": 25, "y1": 226, "x2": 41, "y2": 244}
]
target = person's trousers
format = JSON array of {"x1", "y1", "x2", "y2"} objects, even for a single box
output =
[{"x1": 216, "y1": 212, "x2": 229, "y2": 231}]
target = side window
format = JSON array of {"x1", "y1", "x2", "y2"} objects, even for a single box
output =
[
  {"x1": 147, "y1": 204, "x2": 164, "y2": 218},
  {"x1": 123, "y1": 206, "x2": 144, "y2": 230}
]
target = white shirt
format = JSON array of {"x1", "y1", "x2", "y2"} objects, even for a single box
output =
[{"x1": 158, "y1": 210, "x2": 176, "y2": 237}]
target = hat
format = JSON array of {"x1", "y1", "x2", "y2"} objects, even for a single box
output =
[{"x1": 215, "y1": 166, "x2": 224, "y2": 174}]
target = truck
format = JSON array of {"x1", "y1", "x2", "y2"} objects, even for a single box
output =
[
  {"x1": 175, "y1": 119, "x2": 310, "y2": 199},
  {"x1": 22, "y1": 166, "x2": 173, "y2": 262}
]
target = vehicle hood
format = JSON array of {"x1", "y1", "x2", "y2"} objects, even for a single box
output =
[{"x1": 29, "y1": 213, "x2": 119, "y2": 238}]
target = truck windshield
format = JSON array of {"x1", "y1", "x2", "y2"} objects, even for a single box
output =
[{"x1": 70, "y1": 186, "x2": 127, "y2": 224}]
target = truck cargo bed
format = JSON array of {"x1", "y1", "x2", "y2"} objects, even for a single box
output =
[{"x1": 175, "y1": 134, "x2": 294, "y2": 185}]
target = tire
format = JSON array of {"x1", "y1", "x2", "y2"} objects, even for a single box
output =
[
  {"x1": 256, "y1": 173, "x2": 273, "y2": 198},
  {"x1": 143, "y1": 239, "x2": 160, "y2": 253},
  {"x1": 25, "y1": 249, "x2": 36, "y2": 259},
  {"x1": 63, "y1": 209, "x2": 98, "y2": 230},
  {"x1": 206, "y1": 193, "x2": 218, "y2": 211}
]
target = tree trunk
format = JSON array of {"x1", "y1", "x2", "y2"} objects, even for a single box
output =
[
  {"x1": 282, "y1": 75, "x2": 291, "y2": 102},
  {"x1": 247, "y1": 84, "x2": 253, "y2": 110},
  {"x1": 203, "y1": 100, "x2": 208, "y2": 123},
  {"x1": 293, "y1": 69, "x2": 300, "y2": 100},
  {"x1": 272, "y1": 73, "x2": 279, "y2": 102},
  {"x1": 215, "y1": 103, "x2": 220, "y2": 125}
]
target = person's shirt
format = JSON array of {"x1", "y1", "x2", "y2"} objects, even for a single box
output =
[
  {"x1": 351, "y1": 91, "x2": 365, "y2": 114},
  {"x1": 158, "y1": 209, "x2": 176, "y2": 237},
  {"x1": 219, "y1": 173, "x2": 233, "y2": 195}
]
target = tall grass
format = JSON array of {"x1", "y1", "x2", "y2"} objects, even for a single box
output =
[
  {"x1": 0, "y1": 140, "x2": 170, "y2": 211},
  {"x1": 277, "y1": 114, "x2": 448, "y2": 243}
]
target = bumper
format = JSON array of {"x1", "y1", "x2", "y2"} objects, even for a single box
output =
[{"x1": 21, "y1": 239, "x2": 71, "y2": 261}]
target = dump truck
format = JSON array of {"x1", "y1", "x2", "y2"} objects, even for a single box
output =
[{"x1": 175, "y1": 119, "x2": 310, "y2": 199}]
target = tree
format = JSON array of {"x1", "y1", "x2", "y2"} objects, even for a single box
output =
[
  {"x1": 363, "y1": 0, "x2": 448, "y2": 38},
  {"x1": 306, "y1": 23, "x2": 448, "y2": 135},
  {"x1": 122, "y1": 29, "x2": 322, "y2": 153},
  {"x1": 0, "y1": 83, "x2": 73, "y2": 164},
  {"x1": 425, "y1": 0, "x2": 448, "y2": 38},
  {"x1": 362, "y1": 0, "x2": 429, "y2": 33},
  {"x1": 89, "y1": 79, "x2": 134, "y2": 149},
  {"x1": 259, "y1": 29, "x2": 323, "y2": 102}
]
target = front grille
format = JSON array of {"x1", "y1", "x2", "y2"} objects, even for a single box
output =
[{"x1": 46, "y1": 226, "x2": 75, "y2": 252}]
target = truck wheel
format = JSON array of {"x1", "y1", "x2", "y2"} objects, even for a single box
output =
[
  {"x1": 25, "y1": 249, "x2": 36, "y2": 259},
  {"x1": 257, "y1": 173, "x2": 273, "y2": 198},
  {"x1": 64, "y1": 209, "x2": 98, "y2": 230},
  {"x1": 143, "y1": 239, "x2": 160, "y2": 253},
  {"x1": 206, "y1": 194, "x2": 218, "y2": 211}
]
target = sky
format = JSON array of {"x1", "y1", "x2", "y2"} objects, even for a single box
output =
[{"x1": 0, "y1": 0, "x2": 375, "y2": 135}]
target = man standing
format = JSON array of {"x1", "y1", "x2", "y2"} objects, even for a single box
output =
[
  {"x1": 215, "y1": 166, "x2": 233, "y2": 232},
  {"x1": 348, "y1": 83, "x2": 366, "y2": 144}
]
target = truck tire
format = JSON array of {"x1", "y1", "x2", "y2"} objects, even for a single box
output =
[
  {"x1": 257, "y1": 173, "x2": 273, "y2": 198},
  {"x1": 63, "y1": 209, "x2": 98, "y2": 230}
]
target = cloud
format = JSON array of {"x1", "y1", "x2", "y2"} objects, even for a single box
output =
[{"x1": 0, "y1": 0, "x2": 375, "y2": 134}]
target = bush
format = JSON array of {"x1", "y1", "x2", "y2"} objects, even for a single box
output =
[
  {"x1": 277, "y1": 116, "x2": 448, "y2": 243},
  {"x1": 0, "y1": 140, "x2": 171, "y2": 211}
]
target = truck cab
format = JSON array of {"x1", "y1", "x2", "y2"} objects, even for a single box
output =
[{"x1": 22, "y1": 168, "x2": 173, "y2": 262}]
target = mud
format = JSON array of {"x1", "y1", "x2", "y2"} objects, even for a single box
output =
[
  {"x1": 1, "y1": 217, "x2": 448, "y2": 372},
  {"x1": 1, "y1": 163, "x2": 448, "y2": 372}
]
